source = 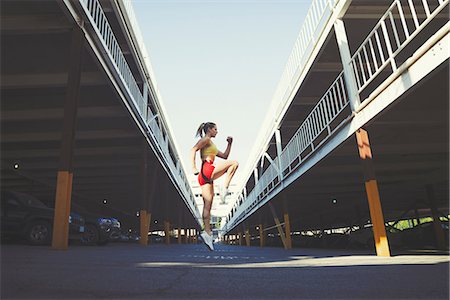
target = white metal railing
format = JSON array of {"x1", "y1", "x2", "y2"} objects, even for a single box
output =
[
  {"x1": 79, "y1": 0, "x2": 146, "y2": 117},
  {"x1": 227, "y1": 0, "x2": 448, "y2": 231},
  {"x1": 259, "y1": 0, "x2": 340, "y2": 148},
  {"x1": 78, "y1": 0, "x2": 200, "y2": 217},
  {"x1": 350, "y1": 0, "x2": 449, "y2": 94},
  {"x1": 279, "y1": 71, "x2": 349, "y2": 174}
]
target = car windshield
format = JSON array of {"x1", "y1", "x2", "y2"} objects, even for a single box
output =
[{"x1": 17, "y1": 193, "x2": 48, "y2": 209}]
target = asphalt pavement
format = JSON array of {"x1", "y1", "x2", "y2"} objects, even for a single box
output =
[{"x1": 1, "y1": 242, "x2": 449, "y2": 299}]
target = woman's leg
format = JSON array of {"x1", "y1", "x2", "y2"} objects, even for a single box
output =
[
  {"x1": 201, "y1": 183, "x2": 214, "y2": 235},
  {"x1": 211, "y1": 160, "x2": 239, "y2": 189}
]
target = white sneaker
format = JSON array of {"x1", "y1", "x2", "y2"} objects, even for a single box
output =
[{"x1": 200, "y1": 231, "x2": 214, "y2": 251}]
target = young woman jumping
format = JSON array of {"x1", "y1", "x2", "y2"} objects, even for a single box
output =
[{"x1": 191, "y1": 122, "x2": 239, "y2": 251}]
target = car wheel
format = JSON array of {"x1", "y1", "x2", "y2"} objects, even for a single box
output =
[
  {"x1": 26, "y1": 220, "x2": 52, "y2": 245},
  {"x1": 82, "y1": 224, "x2": 99, "y2": 245}
]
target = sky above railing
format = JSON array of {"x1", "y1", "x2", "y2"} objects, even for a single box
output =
[{"x1": 133, "y1": 0, "x2": 310, "y2": 191}]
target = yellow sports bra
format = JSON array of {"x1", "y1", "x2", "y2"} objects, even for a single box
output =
[{"x1": 201, "y1": 141, "x2": 218, "y2": 160}]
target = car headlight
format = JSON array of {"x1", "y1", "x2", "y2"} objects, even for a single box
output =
[{"x1": 98, "y1": 218, "x2": 111, "y2": 225}]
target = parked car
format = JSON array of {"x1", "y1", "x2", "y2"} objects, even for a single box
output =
[
  {"x1": 1, "y1": 191, "x2": 85, "y2": 245},
  {"x1": 71, "y1": 203, "x2": 121, "y2": 245},
  {"x1": 400, "y1": 220, "x2": 449, "y2": 249},
  {"x1": 347, "y1": 225, "x2": 404, "y2": 250},
  {"x1": 80, "y1": 216, "x2": 122, "y2": 245}
]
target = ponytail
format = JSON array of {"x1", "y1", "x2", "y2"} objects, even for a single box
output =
[
  {"x1": 195, "y1": 123, "x2": 205, "y2": 137},
  {"x1": 195, "y1": 122, "x2": 216, "y2": 137}
]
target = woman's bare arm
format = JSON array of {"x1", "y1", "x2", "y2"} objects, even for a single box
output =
[
  {"x1": 217, "y1": 136, "x2": 233, "y2": 159},
  {"x1": 191, "y1": 137, "x2": 210, "y2": 174}
]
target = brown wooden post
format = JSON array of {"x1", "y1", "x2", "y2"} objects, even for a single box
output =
[
  {"x1": 245, "y1": 226, "x2": 251, "y2": 246},
  {"x1": 139, "y1": 210, "x2": 151, "y2": 246},
  {"x1": 52, "y1": 26, "x2": 84, "y2": 250},
  {"x1": 259, "y1": 224, "x2": 265, "y2": 247},
  {"x1": 269, "y1": 202, "x2": 287, "y2": 249},
  {"x1": 185, "y1": 228, "x2": 190, "y2": 244},
  {"x1": 164, "y1": 221, "x2": 171, "y2": 245},
  {"x1": 356, "y1": 128, "x2": 390, "y2": 257},
  {"x1": 283, "y1": 197, "x2": 292, "y2": 249},
  {"x1": 425, "y1": 185, "x2": 446, "y2": 249},
  {"x1": 139, "y1": 143, "x2": 149, "y2": 246},
  {"x1": 192, "y1": 229, "x2": 197, "y2": 243},
  {"x1": 178, "y1": 227, "x2": 182, "y2": 244}
]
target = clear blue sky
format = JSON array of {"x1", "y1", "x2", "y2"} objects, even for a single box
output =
[{"x1": 133, "y1": 0, "x2": 310, "y2": 185}]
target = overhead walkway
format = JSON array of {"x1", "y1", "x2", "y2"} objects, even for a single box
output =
[
  {"x1": 1, "y1": 0, "x2": 201, "y2": 249},
  {"x1": 223, "y1": 0, "x2": 449, "y2": 256}
]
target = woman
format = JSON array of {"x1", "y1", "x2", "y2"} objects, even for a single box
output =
[{"x1": 191, "y1": 122, "x2": 239, "y2": 251}]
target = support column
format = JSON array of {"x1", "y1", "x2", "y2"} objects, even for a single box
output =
[
  {"x1": 356, "y1": 129, "x2": 390, "y2": 257},
  {"x1": 283, "y1": 197, "x2": 292, "y2": 249},
  {"x1": 245, "y1": 226, "x2": 251, "y2": 246},
  {"x1": 185, "y1": 228, "x2": 190, "y2": 244},
  {"x1": 238, "y1": 232, "x2": 243, "y2": 246},
  {"x1": 139, "y1": 210, "x2": 151, "y2": 246},
  {"x1": 425, "y1": 185, "x2": 446, "y2": 249},
  {"x1": 140, "y1": 142, "x2": 150, "y2": 246},
  {"x1": 259, "y1": 224, "x2": 265, "y2": 247},
  {"x1": 52, "y1": 25, "x2": 84, "y2": 250},
  {"x1": 192, "y1": 229, "x2": 197, "y2": 243},
  {"x1": 178, "y1": 227, "x2": 182, "y2": 244},
  {"x1": 269, "y1": 203, "x2": 287, "y2": 249},
  {"x1": 164, "y1": 221, "x2": 171, "y2": 245},
  {"x1": 414, "y1": 208, "x2": 421, "y2": 226},
  {"x1": 334, "y1": 18, "x2": 361, "y2": 112}
]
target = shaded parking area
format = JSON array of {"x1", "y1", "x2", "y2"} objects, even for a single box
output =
[{"x1": 2, "y1": 243, "x2": 449, "y2": 299}]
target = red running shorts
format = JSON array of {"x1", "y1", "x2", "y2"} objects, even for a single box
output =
[{"x1": 198, "y1": 160, "x2": 215, "y2": 186}]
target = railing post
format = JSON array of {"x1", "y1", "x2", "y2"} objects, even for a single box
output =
[
  {"x1": 254, "y1": 168, "x2": 259, "y2": 185},
  {"x1": 334, "y1": 18, "x2": 361, "y2": 112},
  {"x1": 142, "y1": 83, "x2": 149, "y2": 119},
  {"x1": 275, "y1": 129, "x2": 284, "y2": 179}
]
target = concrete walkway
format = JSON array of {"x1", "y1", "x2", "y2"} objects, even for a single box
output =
[{"x1": 1, "y1": 242, "x2": 449, "y2": 299}]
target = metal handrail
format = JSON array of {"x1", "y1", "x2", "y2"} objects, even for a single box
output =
[
  {"x1": 350, "y1": 0, "x2": 449, "y2": 94},
  {"x1": 259, "y1": 0, "x2": 339, "y2": 150}
]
